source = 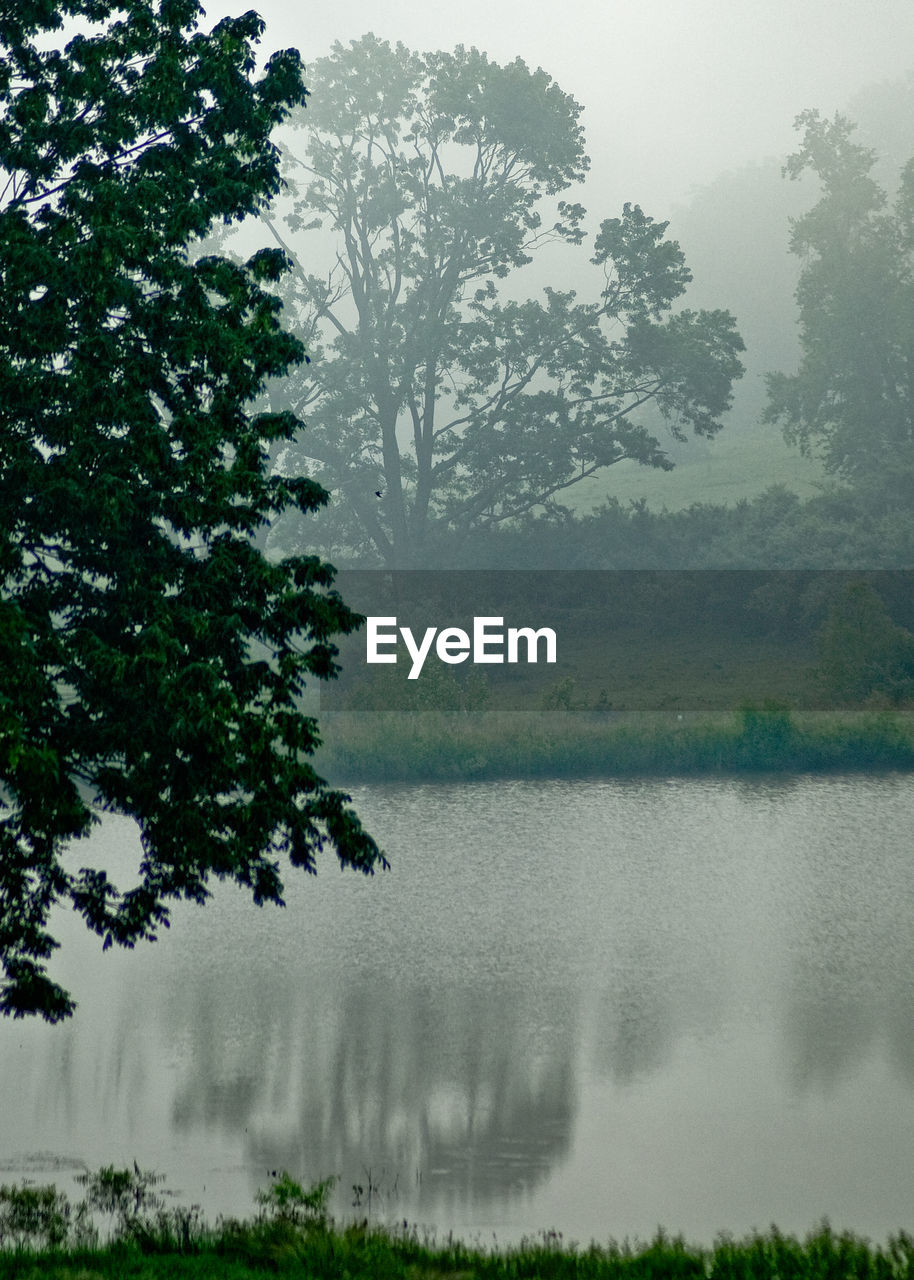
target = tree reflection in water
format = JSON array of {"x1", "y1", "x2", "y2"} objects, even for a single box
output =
[
  {"x1": 4, "y1": 777, "x2": 914, "y2": 1241},
  {"x1": 168, "y1": 975, "x2": 578, "y2": 1217}
]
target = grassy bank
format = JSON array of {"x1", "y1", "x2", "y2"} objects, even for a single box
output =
[
  {"x1": 315, "y1": 706, "x2": 914, "y2": 783},
  {"x1": 8, "y1": 1222, "x2": 914, "y2": 1280},
  {"x1": 4, "y1": 1170, "x2": 914, "y2": 1280}
]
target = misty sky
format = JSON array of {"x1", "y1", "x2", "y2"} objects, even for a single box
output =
[{"x1": 245, "y1": 0, "x2": 914, "y2": 215}]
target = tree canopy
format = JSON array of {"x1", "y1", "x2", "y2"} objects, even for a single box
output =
[
  {"x1": 0, "y1": 0, "x2": 384, "y2": 1021},
  {"x1": 260, "y1": 35, "x2": 745, "y2": 567},
  {"x1": 766, "y1": 109, "x2": 914, "y2": 498}
]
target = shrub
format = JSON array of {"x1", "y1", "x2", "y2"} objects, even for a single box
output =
[{"x1": 0, "y1": 1182, "x2": 77, "y2": 1251}]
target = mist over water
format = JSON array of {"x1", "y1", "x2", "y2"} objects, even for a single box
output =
[{"x1": 4, "y1": 775, "x2": 914, "y2": 1245}]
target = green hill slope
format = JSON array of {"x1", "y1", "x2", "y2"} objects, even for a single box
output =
[{"x1": 566, "y1": 428, "x2": 827, "y2": 514}]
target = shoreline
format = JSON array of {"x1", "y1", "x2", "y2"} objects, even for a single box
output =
[
  {"x1": 4, "y1": 1206, "x2": 914, "y2": 1279},
  {"x1": 315, "y1": 707, "x2": 914, "y2": 784}
]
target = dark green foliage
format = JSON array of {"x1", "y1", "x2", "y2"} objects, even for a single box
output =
[
  {"x1": 710, "y1": 1225, "x2": 902, "y2": 1280},
  {"x1": 317, "y1": 709, "x2": 914, "y2": 783},
  {"x1": 816, "y1": 581, "x2": 914, "y2": 704},
  {"x1": 765, "y1": 110, "x2": 914, "y2": 491},
  {"x1": 736, "y1": 701, "x2": 797, "y2": 766},
  {"x1": 254, "y1": 1172, "x2": 337, "y2": 1229},
  {"x1": 4, "y1": 1169, "x2": 914, "y2": 1280},
  {"x1": 0, "y1": 0, "x2": 385, "y2": 1021},
  {"x1": 71, "y1": 1163, "x2": 206, "y2": 1253},
  {"x1": 0, "y1": 1182, "x2": 76, "y2": 1251},
  {"x1": 262, "y1": 35, "x2": 744, "y2": 567},
  {"x1": 75, "y1": 1164, "x2": 165, "y2": 1223}
]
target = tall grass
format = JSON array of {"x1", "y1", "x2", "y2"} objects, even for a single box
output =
[
  {"x1": 3, "y1": 1167, "x2": 914, "y2": 1280},
  {"x1": 315, "y1": 706, "x2": 914, "y2": 783}
]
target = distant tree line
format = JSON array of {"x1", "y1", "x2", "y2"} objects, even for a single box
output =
[
  {"x1": 430, "y1": 485, "x2": 913, "y2": 569},
  {"x1": 257, "y1": 60, "x2": 914, "y2": 572}
]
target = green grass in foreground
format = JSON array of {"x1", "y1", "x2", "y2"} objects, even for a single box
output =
[
  {"x1": 8, "y1": 1224, "x2": 914, "y2": 1280},
  {"x1": 4, "y1": 1169, "x2": 914, "y2": 1280},
  {"x1": 316, "y1": 706, "x2": 914, "y2": 783}
]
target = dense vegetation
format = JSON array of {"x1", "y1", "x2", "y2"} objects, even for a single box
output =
[
  {"x1": 5, "y1": 1167, "x2": 914, "y2": 1280},
  {"x1": 318, "y1": 567, "x2": 914, "y2": 781},
  {"x1": 0, "y1": 0, "x2": 384, "y2": 1022},
  {"x1": 317, "y1": 708, "x2": 914, "y2": 783},
  {"x1": 421, "y1": 484, "x2": 914, "y2": 569}
]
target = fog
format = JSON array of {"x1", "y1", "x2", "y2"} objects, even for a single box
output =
[
  {"x1": 246, "y1": 0, "x2": 914, "y2": 215},
  {"x1": 7, "y1": 6, "x2": 914, "y2": 1250},
  {"x1": 236, "y1": 0, "x2": 914, "y2": 508}
]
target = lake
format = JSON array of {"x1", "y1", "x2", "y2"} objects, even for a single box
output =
[{"x1": 2, "y1": 773, "x2": 914, "y2": 1246}]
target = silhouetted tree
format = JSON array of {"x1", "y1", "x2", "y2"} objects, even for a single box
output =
[
  {"x1": 766, "y1": 110, "x2": 914, "y2": 498},
  {"x1": 0, "y1": 0, "x2": 384, "y2": 1021},
  {"x1": 263, "y1": 35, "x2": 744, "y2": 566}
]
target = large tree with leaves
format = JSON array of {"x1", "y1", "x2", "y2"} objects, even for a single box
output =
[
  {"x1": 0, "y1": 0, "x2": 384, "y2": 1021},
  {"x1": 766, "y1": 109, "x2": 914, "y2": 499},
  {"x1": 261, "y1": 35, "x2": 745, "y2": 567}
]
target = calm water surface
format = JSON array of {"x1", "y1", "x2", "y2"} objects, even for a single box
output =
[{"x1": 2, "y1": 774, "x2": 914, "y2": 1245}]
